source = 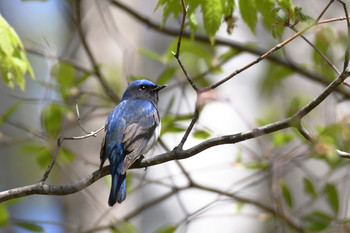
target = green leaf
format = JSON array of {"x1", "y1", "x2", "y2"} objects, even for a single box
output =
[
  {"x1": 21, "y1": 143, "x2": 52, "y2": 168},
  {"x1": 279, "y1": 179, "x2": 293, "y2": 208},
  {"x1": 155, "y1": 224, "x2": 177, "y2": 233},
  {"x1": 312, "y1": 27, "x2": 336, "y2": 80},
  {"x1": 14, "y1": 222, "x2": 44, "y2": 232},
  {"x1": 324, "y1": 183, "x2": 339, "y2": 215},
  {"x1": 256, "y1": 0, "x2": 275, "y2": 30},
  {"x1": 273, "y1": 132, "x2": 294, "y2": 147},
  {"x1": 161, "y1": 114, "x2": 193, "y2": 135},
  {"x1": 313, "y1": 27, "x2": 334, "y2": 63},
  {"x1": 76, "y1": 71, "x2": 91, "y2": 86},
  {"x1": 126, "y1": 173, "x2": 133, "y2": 195},
  {"x1": 239, "y1": 0, "x2": 257, "y2": 33},
  {"x1": 303, "y1": 210, "x2": 332, "y2": 232},
  {"x1": 286, "y1": 96, "x2": 308, "y2": 118},
  {"x1": 0, "y1": 101, "x2": 22, "y2": 126},
  {"x1": 244, "y1": 160, "x2": 269, "y2": 170},
  {"x1": 218, "y1": 48, "x2": 239, "y2": 62},
  {"x1": 312, "y1": 123, "x2": 345, "y2": 169},
  {"x1": 138, "y1": 48, "x2": 163, "y2": 63},
  {"x1": 236, "y1": 202, "x2": 244, "y2": 213},
  {"x1": 276, "y1": 0, "x2": 294, "y2": 14},
  {"x1": 51, "y1": 61, "x2": 75, "y2": 87},
  {"x1": 112, "y1": 221, "x2": 137, "y2": 233},
  {"x1": 58, "y1": 147, "x2": 75, "y2": 164},
  {"x1": 41, "y1": 103, "x2": 67, "y2": 138},
  {"x1": 157, "y1": 67, "x2": 176, "y2": 85},
  {"x1": 187, "y1": 11, "x2": 198, "y2": 36},
  {"x1": 164, "y1": 38, "x2": 214, "y2": 77},
  {"x1": 154, "y1": 0, "x2": 182, "y2": 26},
  {"x1": 0, "y1": 204, "x2": 9, "y2": 227},
  {"x1": 165, "y1": 38, "x2": 213, "y2": 66},
  {"x1": 222, "y1": 0, "x2": 236, "y2": 17},
  {"x1": 192, "y1": 129, "x2": 211, "y2": 140},
  {"x1": 259, "y1": 62, "x2": 294, "y2": 95},
  {"x1": 294, "y1": 7, "x2": 314, "y2": 23},
  {"x1": 303, "y1": 177, "x2": 317, "y2": 198},
  {"x1": 0, "y1": 14, "x2": 34, "y2": 91},
  {"x1": 202, "y1": 0, "x2": 223, "y2": 44}
]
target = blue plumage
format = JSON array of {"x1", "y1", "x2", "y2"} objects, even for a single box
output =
[{"x1": 100, "y1": 79, "x2": 166, "y2": 206}]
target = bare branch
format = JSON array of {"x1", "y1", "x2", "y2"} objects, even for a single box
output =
[{"x1": 0, "y1": 165, "x2": 110, "y2": 203}]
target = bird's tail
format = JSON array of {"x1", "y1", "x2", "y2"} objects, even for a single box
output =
[{"x1": 108, "y1": 168, "x2": 126, "y2": 206}]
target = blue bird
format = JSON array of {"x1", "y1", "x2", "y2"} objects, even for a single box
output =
[{"x1": 100, "y1": 79, "x2": 166, "y2": 206}]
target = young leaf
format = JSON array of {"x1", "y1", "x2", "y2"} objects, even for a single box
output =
[
  {"x1": 0, "y1": 101, "x2": 22, "y2": 126},
  {"x1": 112, "y1": 220, "x2": 137, "y2": 233},
  {"x1": 0, "y1": 14, "x2": 34, "y2": 91},
  {"x1": 155, "y1": 224, "x2": 177, "y2": 233},
  {"x1": 259, "y1": 62, "x2": 294, "y2": 95},
  {"x1": 272, "y1": 132, "x2": 294, "y2": 147},
  {"x1": 157, "y1": 67, "x2": 176, "y2": 85},
  {"x1": 279, "y1": 179, "x2": 293, "y2": 208},
  {"x1": 202, "y1": 0, "x2": 223, "y2": 44},
  {"x1": 239, "y1": 0, "x2": 257, "y2": 34},
  {"x1": 276, "y1": 0, "x2": 294, "y2": 14},
  {"x1": 244, "y1": 160, "x2": 269, "y2": 170},
  {"x1": 36, "y1": 150, "x2": 52, "y2": 168},
  {"x1": 236, "y1": 202, "x2": 244, "y2": 213},
  {"x1": 218, "y1": 48, "x2": 240, "y2": 62},
  {"x1": 192, "y1": 129, "x2": 211, "y2": 140},
  {"x1": 41, "y1": 103, "x2": 67, "y2": 138},
  {"x1": 256, "y1": 0, "x2": 275, "y2": 30},
  {"x1": 286, "y1": 96, "x2": 308, "y2": 118},
  {"x1": 51, "y1": 61, "x2": 75, "y2": 87},
  {"x1": 138, "y1": 48, "x2": 163, "y2": 63},
  {"x1": 58, "y1": 147, "x2": 75, "y2": 164},
  {"x1": 302, "y1": 210, "x2": 332, "y2": 232},
  {"x1": 14, "y1": 222, "x2": 44, "y2": 232},
  {"x1": 324, "y1": 183, "x2": 339, "y2": 215},
  {"x1": 126, "y1": 173, "x2": 133, "y2": 195},
  {"x1": 20, "y1": 143, "x2": 52, "y2": 168},
  {"x1": 154, "y1": 0, "x2": 182, "y2": 26},
  {"x1": 303, "y1": 177, "x2": 317, "y2": 198},
  {"x1": 0, "y1": 204, "x2": 9, "y2": 227}
]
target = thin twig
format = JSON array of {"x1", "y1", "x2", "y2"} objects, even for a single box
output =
[
  {"x1": 289, "y1": 26, "x2": 340, "y2": 75},
  {"x1": 40, "y1": 126, "x2": 104, "y2": 183},
  {"x1": 76, "y1": 102, "x2": 90, "y2": 134},
  {"x1": 337, "y1": 0, "x2": 350, "y2": 69}
]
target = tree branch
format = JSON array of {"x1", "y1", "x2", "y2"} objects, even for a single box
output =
[
  {"x1": 1, "y1": 67, "x2": 349, "y2": 204},
  {"x1": 109, "y1": 0, "x2": 350, "y2": 98}
]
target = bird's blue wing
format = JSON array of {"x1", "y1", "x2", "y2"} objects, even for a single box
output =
[{"x1": 120, "y1": 99, "x2": 159, "y2": 174}]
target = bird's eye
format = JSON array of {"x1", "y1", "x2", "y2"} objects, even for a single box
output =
[{"x1": 139, "y1": 85, "x2": 147, "y2": 91}]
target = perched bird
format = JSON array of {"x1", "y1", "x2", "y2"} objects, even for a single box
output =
[{"x1": 100, "y1": 79, "x2": 166, "y2": 206}]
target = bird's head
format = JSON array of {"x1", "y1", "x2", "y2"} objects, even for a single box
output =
[{"x1": 121, "y1": 79, "x2": 166, "y2": 105}]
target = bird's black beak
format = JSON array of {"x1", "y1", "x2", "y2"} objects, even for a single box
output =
[{"x1": 153, "y1": 84, "x2": 167, "y2": 92}]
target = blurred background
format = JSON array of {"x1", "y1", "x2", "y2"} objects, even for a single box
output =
[{"x1": 1, "y1": 0, "x2": 350, "y2": 232}]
